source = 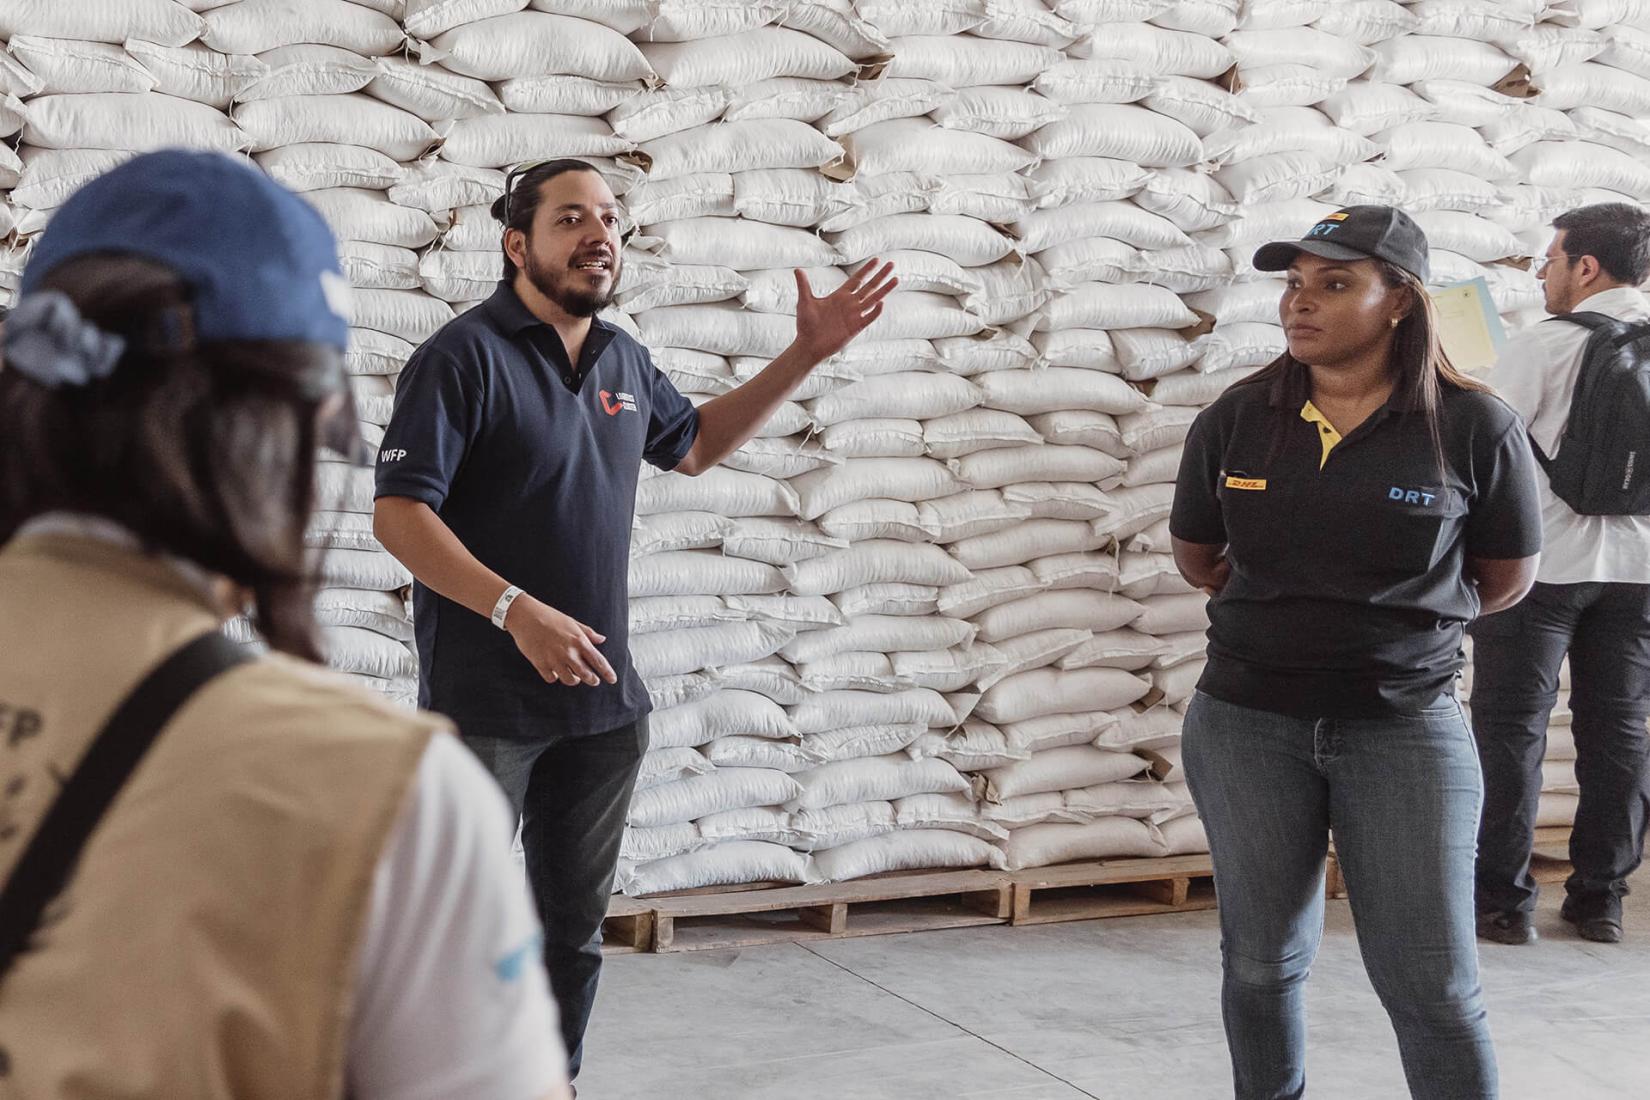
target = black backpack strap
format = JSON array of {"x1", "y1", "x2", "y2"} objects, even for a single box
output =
[
  {"x1": 0, "y1": 631, "x2": 251, "y2": 982},
  {"x1": 1548, "y1": 310, "x2": 1621, "y2": 332}
]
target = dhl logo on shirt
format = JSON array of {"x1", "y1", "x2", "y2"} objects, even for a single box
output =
[{"x1": 1225, "y1": 476, "x2": 1267, "y2": 491}]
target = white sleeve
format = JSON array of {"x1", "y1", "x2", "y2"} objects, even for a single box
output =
[{"x1": 346, "y1": 732, "x2": 569, "y2": 1100}]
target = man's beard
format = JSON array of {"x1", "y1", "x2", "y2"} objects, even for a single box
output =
[{"x1": 525, "y1": 248, "x2": 620, "y2": 318}]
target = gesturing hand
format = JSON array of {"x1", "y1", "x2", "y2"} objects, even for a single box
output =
[
  {"x1": 504, "y1": 596, "x2": 617, "y2": 687},
  {"x1": 794, "y1": 258, "x2": 899, "y2": 363}
]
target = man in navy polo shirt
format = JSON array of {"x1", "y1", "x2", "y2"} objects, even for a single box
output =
[{"x1": 373, "y1": 159, "x2": 895, "y2": 1080}]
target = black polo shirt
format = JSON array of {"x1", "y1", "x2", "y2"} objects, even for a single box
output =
[
  {"x1": 1170, "y1": 369, "x2": 1543, "y2": 718},
  {"x1": 374, "y1": 281, "x2": 700, "y2": 739}
]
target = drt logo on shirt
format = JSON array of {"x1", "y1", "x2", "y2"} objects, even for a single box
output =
[{"x1": 599, "y1": 389, "x2": 638, "y2": 416}]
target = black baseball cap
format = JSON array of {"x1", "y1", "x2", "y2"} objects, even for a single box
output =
[{"x1": 1253, "y1": 205, "x2": 1430, "y2": 284}]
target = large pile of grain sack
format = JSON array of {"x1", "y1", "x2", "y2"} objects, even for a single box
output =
[{"x1": 3, "y1": 0, "x2": 1644, "y2": 892}]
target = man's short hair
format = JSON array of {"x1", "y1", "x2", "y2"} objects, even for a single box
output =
[{"x1": 1553, "y1": 203, "x2": 1650, "y2": 287}]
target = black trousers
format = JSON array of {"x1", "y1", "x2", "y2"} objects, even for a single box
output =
[
  {"x1": 464, "y1": 718, "x2": 647, "y2": 1081},
  {"x1": 1468, "y1": 582, "x2": 1650, "y2": 914}
]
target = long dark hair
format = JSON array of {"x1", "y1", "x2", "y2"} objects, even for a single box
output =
[
  {"x1": 0, "y1": 255, "x2": 343, "y2": 661},
  {"x1": 1238, "y1": 261, "x2": 1492, "y2": 475},
  {"x1": 490, "y1": 157, "x2": 604, "y2": 281}
]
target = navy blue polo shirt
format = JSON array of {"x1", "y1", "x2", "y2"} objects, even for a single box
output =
[
  {"x1": 1170, "y1": 369, "x2": 1543, "y2": 719},
  {"x1": 374, "y1": 281, "x2": 700, "y2": 739}
]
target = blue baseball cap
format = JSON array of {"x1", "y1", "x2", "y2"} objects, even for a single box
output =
[{"x1": 21, "y1": 148, "x2": 351, "y2": 350}]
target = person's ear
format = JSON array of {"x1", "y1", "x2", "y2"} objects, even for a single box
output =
[
  {"x1": 1575, "y1": 254, "x2": 1603, "y2": 286},
  {"x1": 504, "y1": 226, "x2": 528, "y2": 270}
]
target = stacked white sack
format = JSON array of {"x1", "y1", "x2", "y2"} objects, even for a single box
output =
[{"x1": 4, "y1": 0, "x2": 1648, "y2": 890}]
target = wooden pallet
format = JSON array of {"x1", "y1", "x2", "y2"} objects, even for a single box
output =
[
  {"x1": 602, "y1": 855, "x2": 1225, "y2": 953},
  {"x1": 1008, "y1": 854, "x2": 1217, "y2": 925}
]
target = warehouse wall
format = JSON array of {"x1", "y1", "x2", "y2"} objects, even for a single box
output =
[{"x1": 2, "y1": 0, "x2": 1646, "y2": 891}]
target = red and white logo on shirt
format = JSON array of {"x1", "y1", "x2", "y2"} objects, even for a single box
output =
[{"x1": 599, "y1": 389, "x2": 638, "y2": 416}]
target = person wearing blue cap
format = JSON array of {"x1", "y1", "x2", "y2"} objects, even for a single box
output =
[
  {"x1": 0, "y1": 150, "x2": 572, "y2": 1100},
  {"x1": 372, "y1": 157, "x2": 897, "y2": 1083},
  {"x1": 1168, "y1": 206, "x2": 1545, "y2": 1099}
]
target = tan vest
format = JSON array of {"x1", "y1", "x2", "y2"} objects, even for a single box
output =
[{"x1": 0, "y1": 533, "x2": 441, "y2": 1100}]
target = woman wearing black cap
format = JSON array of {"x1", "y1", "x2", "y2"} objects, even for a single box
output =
[{"x1": 1169, "y1": 206, "x2": 1544, "y2": 1099}]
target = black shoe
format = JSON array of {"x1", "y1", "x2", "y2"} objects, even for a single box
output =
[
  {"x1": 1561, "y1": 894, "x2": 1624, "y2": 943},
  {"x1": 1477, "y1": 910, "x2": 1538, "y2": 945}
]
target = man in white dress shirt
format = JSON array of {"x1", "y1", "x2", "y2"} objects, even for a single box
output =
[{"x1": 1473, "y1": 203, "x2": 1650, "y2": 947}]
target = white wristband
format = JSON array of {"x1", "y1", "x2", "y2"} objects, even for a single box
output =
[{"x1": 491, "y1": 585, "x2": 524, "y2": 630}]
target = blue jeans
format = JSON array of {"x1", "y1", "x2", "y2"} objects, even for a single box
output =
[
  {"x1": 1182, "y1": 691, "x2": 1497, "y2": 1100},
  {"x1": 464, "y1": 718, "x2": 648, "y2": 1081}
]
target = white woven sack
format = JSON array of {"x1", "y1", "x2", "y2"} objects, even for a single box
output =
[
  {"x1": 1509, "y1": 142, "x2": 1650, "y2": 198},
  {"x1": 948, "y1": 519, "x2": 1106, "y2": 571},
  {"x1": 931, "y1": 86, "x2": 1069, "y2": 140},
  {"x1": 0, "y1": 0, "x2": 204, "y2": 47},
  {"x1": 495, "y1": 74, "x2": 640, "y2": 115},
  {"x1": 883, "y1": 35, "x2": 1061, "y2": 86},
  {"x1": 24, "y1": 92, "x2": 246, "y2": 153},
  {"x1": 820, "y1": 419, "x2": 926, "y2": 460},
  {"x1": 1148, "y1": 0, "x2": 1238, "y2": 35},
  {"x1": 1374, "y1": 123, "x2": 1516, "y2": 180},
  {"x1": 1037, "y1": 284, "x2": 1198, "y2": 331},
  {"x1": 7, "y1": 36, "x2": 156, "y2": 96},
  {"x1": 1001, "y1": 818, "x2": 1164, "y2": 870},
  {"x1": 1410, "y1": 212, "x2": 1524, "y2": 263},
  {"x1": 1028, "y1": 158, "x2": 1153, "y2": 208},
  {"x1": 971, "y1": 590, "x2": 1143, "y2": 642},
  {"x1": 790, "y1": 688, "x2": 958, "y2": 734},
  {"x1": 1225, "y1": 27, "x2": 1375, "y2": 80},
  {"x1": 627, "y1": 768, "x2": 802, "y2": 827},
  {"x1": 791, "y1": 458, "x2": 964, "y2": 520},
  {"x1": 1535, "y1": 63, "x2": 1650, "y2": 116},
  {"x1": 404, "y1": 0, "x2": 528, "y2": 39},
  {"x1": 631, "y1": 620, "x2": 795, "y2": 679},
  {"x1": 786, "y1": 755, "x2": 971, "y2": 812},
  {"x1": 1369, "y1": 35, "x2": 1515, "y2": 85},
  {"x1": 1022, "y1": 103, "x2": 1203, "y2": 167},
  {"x1": 1141, "y1": 76, "x2": 1255, "y2": 138},
  {"x1": 636, "y1": 747, "x2": 715, "y2": 791},
  {"x1": 1025, "y1": 410, "x2": 1125, "y2": 453},
  {"x1": 620, "y1": 822, "x2": 704, "y2": 863},
  {"x1": 203, "y1": 0, "x2": 404, "y2": 55},
  {"x1": 830, "y1": 214, "x2": 1015, "y2": 267},
  {"x1": 617, "y1": 841, "x2": 815, "y2": 895},
  {"x1": 808, "y1": 373, "x2": 983, "y2": 428},
  {"x1": 628, "y1": 550, "x2": 787, "y2": 598},
  {"x1": 1317, "y1": 82, "x2": 1436, "y2": 136},
  {"x1": 1013, "y1": 202, "x2": 1194, "y2": 254},
  {"x1": 1057, "y1": 628, "x2": 1167, "y2": 671},
  {"x1": 646, "y1": 219, "x2": 839, "y2": 270},
  {"x1": 320, "y1": 625, "x2": 416, "y2": 680},
  {"x1": 814, "y1": 830, "x2": 1004, "y2": 882},
  {"x1": 976, "y1": 667, "x2": 1149, "y2": 725},
  {"x1": 1202, "y1": 107, "x2": 1378, "y2": 167},
  {"x1": 723, "y1": 77, "x2": 854, "y2": 124},
  {"x1": 1030, "y1": 58, "x2": 1155, "y2": 106},
  {"x1": 427, "y1": 12, "x2": 654, "y2": 82},
  {"x1": 1196, "y1": 323, "x2": 1285, "y2": 373},
  {"x1": 389, "y1": 162, "x2": 504, "y2": 214},
  {"x1": 236, "y1": 94, "x2": 437, "y2": 159},
  {"x1": 948, "y1": 445, "x2": 1125, "y2": 491},
  {"x1": 1214, "y1": 152, "x2": 1339, "y2": 206},
  {"x1": 786, "y1": 541, "x2": 973, "y2": 595},
  {"x1": 842, "y1": 117, "x2": 1039, "y2": 177},
  {"x1": 254, "y1": 144, "x2": 403, "y2": 193},
  {"x1": 636, "y1": 466, "x2": 800, "y2": 517},
  {"x1": 367, "y1": 56, "x2": 503, "y2": 122},
  {"x1": 348, "y1": 288, "x2": 454, "y2": 342},
  {"x1": 1078, "y1": 21, "x2": 1232, "y2": 78},
  {"x1": 233, "y1": 45, "x2": 376, "y2": 102},
  {"x1": 819, "y1": 78, "x2": 950, "y2": 138},
  {"x1": 439, "y1": 113, "x2": 631, "y2": 167},
  {"x1": 642, "y1": 119, "x2": 843, "y2": 179},
  {"x1": 306, "y1": 188, "x2": 438, "y2": 248},
  {"x1": 317, "y1": 548, "x2": 411, "y2": 590},
  {"x1": 609, "y1": 86, "x2": 728, "y2": 142},
  {"x1": 983, "y1": 743, "x2": 1150, "y2": 800},
  {"x1": 922, "y1": 410, "x2": 1044, "y2": 461},
  {"x1": 1311, "y1": 0, "x2": 1417, "y2": 43},
  {"x1": 979, "y1": 369, "x2": 1148, "y2": 417},
  {"x1": 649, "y1": 689, "x2": 798, "y2": 748},
  {"x1": 639, "y1": 27, "x2": 854, "y2": 85}
]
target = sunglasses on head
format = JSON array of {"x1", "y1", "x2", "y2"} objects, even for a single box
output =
[{"x1": 501, "y1": 160, "x2": 636, "y2": 243}]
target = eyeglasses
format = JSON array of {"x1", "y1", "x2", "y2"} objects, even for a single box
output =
[{"x1": 1535, "y1": 253, "x2": 1576, "y2": 275}]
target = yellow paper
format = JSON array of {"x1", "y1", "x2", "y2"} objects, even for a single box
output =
[{"x1": 1430, "y1": 277, "x2": 1507, "y2": 374}]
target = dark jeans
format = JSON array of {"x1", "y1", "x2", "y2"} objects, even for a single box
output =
[
  {"x1": 464, "y1": 717, "x2": 647, "y2": 1081},
  {"x1": 1468, "y1": 581, "x2": 1650, "y2": 914},
  {"x1": 1183, "y1": 691, "x2": 1495, "y2": 1100}
]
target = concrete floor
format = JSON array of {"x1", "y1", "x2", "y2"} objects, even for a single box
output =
[{"x1": 580, "y1": 872, "x2": 1650, "y2": 1099}]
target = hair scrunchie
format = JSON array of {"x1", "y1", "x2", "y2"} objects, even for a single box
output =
[{"x1": 2, "y1": 289, "x2": 127, "y2": 389}]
